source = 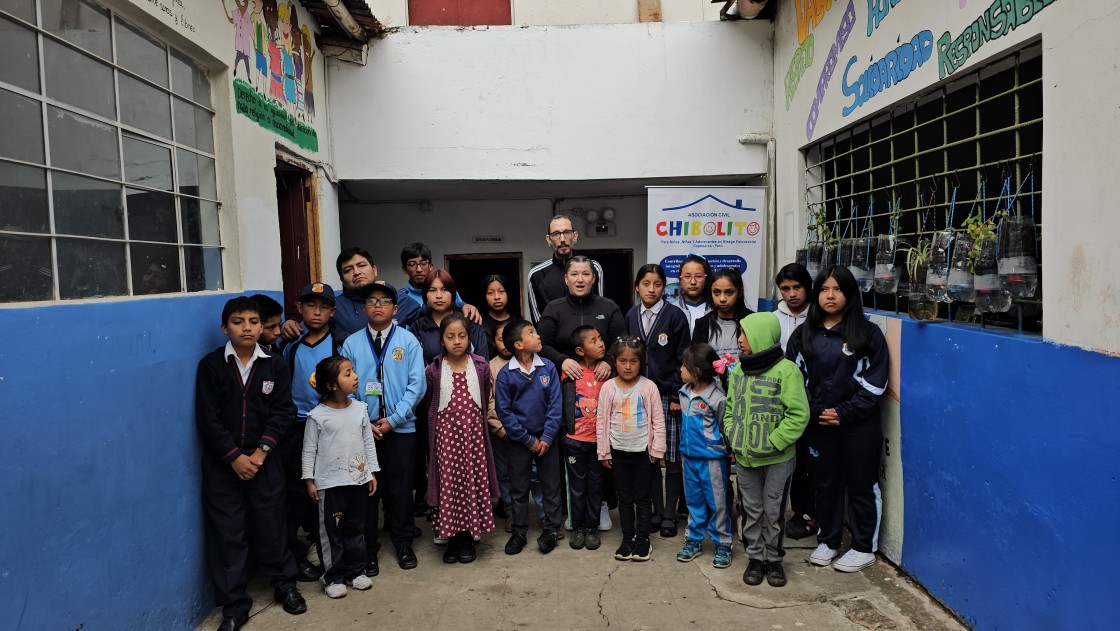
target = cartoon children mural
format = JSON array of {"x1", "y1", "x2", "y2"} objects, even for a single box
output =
[{"x1": 231, "y1": 0, "x2": 316, "y2": 122}]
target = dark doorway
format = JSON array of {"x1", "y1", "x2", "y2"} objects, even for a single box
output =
[
  {"x1": 275, "y1": 161, "x2": 314, "y2": 319},
  {"x1": 581, "y1": 248, "x2": 634, "y2": 312},
  {"x1": 445, "y1": 253, "x2": 524, "y2": 319}
]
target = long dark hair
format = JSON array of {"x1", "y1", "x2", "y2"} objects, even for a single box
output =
[
  {"x1": 481, "y1": 274, "x2": 519, "y2": 318},
  {"x1": 707, "y1": 268, "x2": 752, "y2": 345},
  {"x1": 312, "y1": 355, "x2": 349, "y2": 401},
  {"x1": 798, "y1": 266, "x2": 875, "y2": 361}
]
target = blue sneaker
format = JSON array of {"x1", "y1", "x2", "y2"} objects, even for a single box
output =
[
  {"x1": 676, "y1": 540, "x2": 703, "y2": 562},
  {"x1": 713, "y1": 545, "x2": 732, "y2": 569}
]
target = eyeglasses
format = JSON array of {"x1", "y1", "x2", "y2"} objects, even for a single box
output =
[
  {"x1": 680, "y1": 274, "x2": 707, "y2": 282},
  {"x1": 404, "y1": 260, "x2": 431, "y2": 270},
  {"x1": 364, "y1": 297, "x2": 394, "y2": 306},
  {"x1": 614, "y1": 336, "x2": 644, "y2": 348},
  {"x1": 548, "y1": 229, "x2": 576, "y2": 239}
]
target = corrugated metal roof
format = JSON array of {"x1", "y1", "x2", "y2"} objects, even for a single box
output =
[{"x1": 300, "y1": 0, "x2": 384, "y2": 42}]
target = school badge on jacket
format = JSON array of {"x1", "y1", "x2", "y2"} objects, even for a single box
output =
[
  {"x1": 539, "y1": 374, "x2": 550, "y2": 387},
  {"x1": 262, "y1": 380, "x2": 274, "y2": 394},
  {"x1": 393, "y1": 347, "x2": 404, "y2": 361},
  {"x1": 658, "y1": 332, "x2": 668, "y2": 346}
]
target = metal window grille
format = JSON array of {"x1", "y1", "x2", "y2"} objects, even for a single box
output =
[
  {"x1": 803, "y1": 42, "x2": 1042, "y2": 333},
  {"x1": 0, "y1": 0, "x2": 222, "y2": 303}
]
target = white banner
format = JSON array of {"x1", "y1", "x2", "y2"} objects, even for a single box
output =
[{"x1": 647, "y1": 187, "x2": 767, "y2": 309}]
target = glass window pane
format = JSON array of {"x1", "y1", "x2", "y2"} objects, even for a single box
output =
[
  {"x1": 170, "y1": 48, "x2": 210, "y2": 107},
  {"x1": 177, "y1": 149, "x2": 216, "y2": 199},
  {"x1": 122, "y1": 136, "x2": 171, "y2": 190},
  {"x1": 126, "y1": 187, "x2": 176, "y2": 242},
  {"x1": 0, "y1": 162, "x2": 48, "y2": 232},
  {"x1": 0, "y1": 88, "x2": 44, "y2": 163},
  {"x1": 185, "y1": 246, "x2": 222, "y2": 292},
  {"x1": 43, "y1": 38, "x2": 115, "y2": 118},
  {"x1": 0, "y1": 234, "x2": 53, "y2": 302},
  {"x1": 41, "y1": 0, "x2": 111, "y2": 59},
  {"x1": 131, "y1": 242, "x2": 180, "y2": 294},
  {"x1": 119, "y1": 73, "x2": 171, "y2": 139},
  {"x1": 57, "y1": 237, "x2": 127, "y2": 299},
  {"x1": 181, "y1": 198, "x2": 220, "y2": 245},
  {"x1": 48, "y1": 106, "x2": 119, "y2": 178},
  {"x1": 4, "y1": 0, "x2": 36, "y2": 23},
  {"x1": 0, "y1": 15, "x2": 40, "y2": 92},
  {"x1": 52, "y1": 171, "x2": 122, "y2": 238},
  {"x1": 173, "y1": 97, "x2": 214, "y2": 152},
  {"x1": 115, "y1": 19, "x2": 167, "y2": 87}
]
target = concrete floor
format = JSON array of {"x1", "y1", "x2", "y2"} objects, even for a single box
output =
[{"x1": 199, "y1": 514, "x2": 968, "y2": 631}]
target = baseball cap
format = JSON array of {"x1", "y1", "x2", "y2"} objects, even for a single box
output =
[
  {"x1": 359, "y1": 280, "x2": 398, "y2": 303},
  {"x1": 298, "y1": 282, "x2": 336, "y2": 305}
]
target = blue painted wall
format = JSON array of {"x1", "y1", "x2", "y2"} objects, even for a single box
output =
[
  {"x1": 897, "y1": 319, "x2": 1120, "y2": 630},
  {"x1": 0, "y1": 293, "x2": 267, "y2": 630}
]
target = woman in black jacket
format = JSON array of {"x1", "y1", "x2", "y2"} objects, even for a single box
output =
[
  {"x1": 786, "y1": 266, "x2": 887, "y2": 574},
  {"x1": 537, "y1": 256, "x2": 627, "y2": 382}
]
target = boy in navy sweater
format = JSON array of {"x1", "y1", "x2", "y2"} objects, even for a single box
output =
[
  {"x1": 195, "y1": 296, "x2": 306, "y2": 631},
  {"x1": 494, "y1": 319, "x2": 564, "y2": 555}
]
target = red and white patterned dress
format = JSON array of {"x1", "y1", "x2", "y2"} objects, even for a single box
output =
[{"x1": 433, "y1": 371, "x2": 496, "y2": 539}]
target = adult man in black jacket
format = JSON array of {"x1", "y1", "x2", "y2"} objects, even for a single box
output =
[{"x1": 527, "y1": 215, "x2": 605, "y2": 322}]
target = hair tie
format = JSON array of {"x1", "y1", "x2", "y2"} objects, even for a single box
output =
[
  {"x1": 308, "y1": 372, "x2": 317, "y2": 388},
  {"x1": 712, "y1": 353, "x2": 738, "y2": 374}
]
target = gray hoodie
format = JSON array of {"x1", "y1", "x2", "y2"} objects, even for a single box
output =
[{"x1": 774, "y1": 300, "x2": 808, "y2": 352}]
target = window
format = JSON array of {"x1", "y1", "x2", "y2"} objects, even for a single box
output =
[
  {"x1": 0, "y1": 0, "x2": 221, "y2": 303},
  {"x1": 803, "y1": 43, "x2": 1042, "y2": 333}
]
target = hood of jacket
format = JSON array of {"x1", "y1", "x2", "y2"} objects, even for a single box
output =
[{"x1": 740, "y1": 312, "x2": 781, "y2": 353}]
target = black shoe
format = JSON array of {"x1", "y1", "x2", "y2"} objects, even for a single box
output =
[
  {"x1": 631, "y1": 537, "x2": 651, "y2": 562},
  {"x1": 743, "y1": 559, "x2": 765, "y2": 586},
  {"x1": 785, "y1": 514, "x2": 818, "y2": 540},
  {"x1": 614, "y1": 537, "x2": 635, "y2": 561},
  {"x1": 569, "y1": 527, "x2": 586, "y2": 550},
  {"x1": 442, "y1": 537, "x2": 461, "y2": 564},
  {"x1": 649, "y1": 514, "x2": 663, "y2": 534},
  {"x1": 217, "y1": 615, "x2": 248, "y2": 631},
  {"x1": 274, "y1": 586, "x2": 308, "y2": 615},
  {"x1": 585, "y1": 528, "x2": 602, "y2": 550},
  {"x1": 765, "y1": 561, "x2": 788, "y2": 587},
  {"x1": 296, "y1": 560, "x2": 322, "y2": 582},
  {"x1": 408, "y1": 524, "x2": 422, "y2": 538},
  {"x1": 659, "y1": 519, "x2": 678, "y2": 539},
  {"x1": 458, "y1": 536, "x2": 477, "y2": 564},
  {"x1": 505, "y1": 533, "x2": 527, "y2": 555},
  {"x1": 364, "y1": 558, "x2": 379, "y2": 577},
  {"x1": 397, "y1": 547, "x2": 418, "y2": 570},
  {"x1": 537, "y1": 530, "x2": 558, "y2": 554}
]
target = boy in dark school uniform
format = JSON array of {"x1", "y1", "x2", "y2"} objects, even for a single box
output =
[
  {"x1": 195, "y1": 296, "x2": 307, "y2": 631},
  {"x1": 249, "y1": 293, "x2": 284, "y2": 353}
]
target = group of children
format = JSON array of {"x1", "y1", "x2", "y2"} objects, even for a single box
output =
[{"x1": 196, "y1": 248, "x2": 888, "y2": 631}]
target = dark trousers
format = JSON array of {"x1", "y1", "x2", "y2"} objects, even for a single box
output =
[
  {"x1": 279, "y1": 424, "x2": 316, "y2": 559},
  {"x1": 611, "y1": 449, "x2": 655, "y2": 541},
  {"x1": 413, "y1": 407, "x2": 429, "y2": 509},
  {"x1": 805, "y1": 423, "x2": 881, "y2": 553},
  {"x1": 562, "y1": 437, "x2": 603, "y2": 529},
  {"x1": 317, "y1": 485, "x2": 368, "y2": 585},
  {"x1": 504, "y1": 437, "x2": 562, "y2": 537},
  {"x1": 788, "y1": 438, "x2": 816, "y2": 519},
  {"x1": 202, "y1": 454, "x2": 296, "y2": 618},
  {"x1": 366, "y1": 431, "x2": 416, "y2": 556}
]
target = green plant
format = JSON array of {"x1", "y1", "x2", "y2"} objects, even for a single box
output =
[
  {"x1": 962, "y1": 207, "x2": 1006, "y2": 271},
  {"x1": 901, "y1": 239, "x2": 932, "y2": 279},
  {"x1": 808, "y1": 206, "x2": 839, "y2": 246}
]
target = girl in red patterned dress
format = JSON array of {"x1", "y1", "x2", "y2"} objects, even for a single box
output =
[{"x1": 425, "y1": 314, "x2": 499, "y2": 563}]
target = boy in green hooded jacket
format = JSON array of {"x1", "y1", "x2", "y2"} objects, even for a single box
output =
[{"x1": 723, "y1": 312, "x2": 809, "y2": 588}]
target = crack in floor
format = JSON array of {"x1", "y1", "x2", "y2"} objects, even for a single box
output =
[
  {"x1": 699, "y1": 567, "x2": 820, "y2": 611},
  {"x1": 596, "y1": 565, "x2": 624, "y2": 627}
]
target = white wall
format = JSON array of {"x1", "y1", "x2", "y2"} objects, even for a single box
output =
[
  {"x1": 771, "y1": 0, "x2": 1120, "y2": 354},
  {"x1": 365, "y1": 0, "x2": 724, "y2": 26},
  {"x1": 329, "y1": 20, "x2": 774, "y2": 182}
]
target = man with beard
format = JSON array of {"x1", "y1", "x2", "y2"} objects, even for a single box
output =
[{"x1": 527, "y1": 215, "x2": 605, "y2": 323}]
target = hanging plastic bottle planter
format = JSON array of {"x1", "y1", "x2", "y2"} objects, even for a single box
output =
[
  {"x1": 806, "y1": 244, "x2": 823, "y2": 279},
  {"x1": 946, "y1": 230, "x2": 976, "y2": 302},
  {"x1": 839, "y1": 238, "x2": 855, "y2": 270},
  {"x1": 998, "y1": 214, "x2": 1038, "y2": 298},
  {"x1": 874, "y1": 235, "x2": 900, "y2": 293},
  {"x1": 925, "y1": 230, "x2": 952, "y2": 303},
  {"x1": 795, "y1": 248, "x2": 807, "y2": 268},
  {"x1": 973, "y1": 237, "x2": 1012, "y2": 313},
  {"x1": 908, "y1": 262, "x2": 938, "y2": 321}
]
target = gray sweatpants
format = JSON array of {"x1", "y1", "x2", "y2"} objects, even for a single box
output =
[{"x1": 736, "y1": 457, "x2": 795, "y2": 562}]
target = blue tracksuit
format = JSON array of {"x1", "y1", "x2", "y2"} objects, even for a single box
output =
[
  {"x1": 679, "y1": 382, "x2": 732, "y2": 546},
  {"x1": 340, "y1": 324, "x2": 426, "y2": 432}
]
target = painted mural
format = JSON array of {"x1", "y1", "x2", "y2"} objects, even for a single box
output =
[
  {"x1": 840, "y1": 30, "x2": 933, "y2": 117},
  {"x1": 938, "y1": 0, "x2": 1056, "y2": 79},
  {"x1": 222, "y1": 0, "x2": 319, "y2": 151},
  {"x1": 805, "y1": 0, "x2": 856, "y2": 141}
]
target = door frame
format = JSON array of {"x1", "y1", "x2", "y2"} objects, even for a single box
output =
[{"x1": 444, "y1": 251, "x2": 525, "y2": 312}]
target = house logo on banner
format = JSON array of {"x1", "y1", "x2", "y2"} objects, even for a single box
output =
[{"x1": 647, "y1": 187, "x2": 767, "y2": 309}]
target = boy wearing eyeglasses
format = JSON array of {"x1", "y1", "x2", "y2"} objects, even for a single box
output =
[{"x1": 340, "y1": 282, "x2": 427, "y2": 574}]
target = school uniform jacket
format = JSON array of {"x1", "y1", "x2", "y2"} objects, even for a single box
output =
[
  {"x1": 340, "y1": 324, "x2": 427, "y2": 433},
  {"x1": 195, "y1": 345, "x2": 296, "y2": 463},
  {"x1": 678, "y1": 382, "x2": 728, "y2": 459},
  {"x1": 331, "y1": 288, "x2": 421, "y2": 334},
  {"x1": 784, "y1": 321, "x2": 887, "y2": 429},
  {"x1": 625, "y1": 301, "x2": 690, "y2": 396},
  {"x1": 494, "y1": 355, "x2": 563, "y2": 448}
]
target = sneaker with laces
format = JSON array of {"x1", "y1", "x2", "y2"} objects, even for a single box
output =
[
  {"x1": 537, "y1": 530, "x2": 558, "y2": 554},
  {"x1": 676, "y1": 540, "x2": 703, "y2": 562},
  {"x1": 765, "y1": 561, "x2": 787, "y2": 586},
  {"x1": 584, "y1": 528, "x2": 601, "y2": 550},
  {"x1": 742, "y1": 559, "x2": 765, "y2": 585},
  {"x1": 713, "y1": 545, "x2": 732, "y2": 569},
  {"x1": 598, "y1": 502, "x2": 613, "y2": 531},
  {"x1": 349, "y1": 574, "x2": 373, "y2": 590},
  {"x1": 614, "y1": 537, "x2": 635, "y2": 560},
  {"x1": 832, "y1": 549, "x2": 876, "y2": 572},
  {"x1": 809, "y1": 543, "x2": 839, "y2": 566},
  {"x1": 630, "y1": 537, "x2": 651, "y2": 562},
  {"x1": 569, "y1": 527, "x2": 587, "y2": 549},
  {"x1": 324, "y1": 582, "x2": 347, "y2": 599}
]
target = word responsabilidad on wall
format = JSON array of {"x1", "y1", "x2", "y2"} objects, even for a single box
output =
[
  {"x1": 866, "y1": 0, "x2": 902, "y2": 37},
  {"x1": 806, "y1": 0, "x2": 857, "y2": 141},
  {"x1": 785, "y1": 34, "x2": 815, "y2": 110},
  {"x1": 841, "y1": 30, "x2": 933, "y2": 116},
  {"x1": 938, "y1": 0, "x2": 1057, "y2": 79},
  {"x1": 234, "y1": 79, "x2": 319, "y2": 151}
]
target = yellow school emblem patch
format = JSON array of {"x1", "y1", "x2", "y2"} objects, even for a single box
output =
[{"x1": 392, "y1": 347, "x2": 404, "y2": 361}]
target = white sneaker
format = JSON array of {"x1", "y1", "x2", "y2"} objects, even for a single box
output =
[
  {"x1": 306, "y1": 544, "x2": 321, "y2": 567},
  {"x1": 809, "y1": 543, "x2": 839, "y2": 566},
  {"x1": 564, "y1": 516, "x2": 573, "y2": 531},
  {"x1": 324, "y1": 582, "x2": 347, "y2": 599},
  {"x1": 349, "y1": 574, "x2": 373, "y2": 590},
  {"x1": 832, "y1": 549, "x2": 876, "y2": 572},
  {"x1": 598, "y1": 502, "x2": 613, "y2": 531}
]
